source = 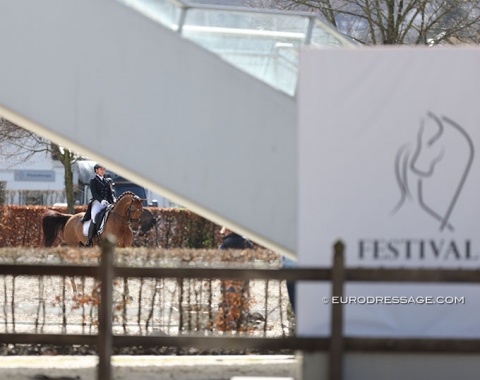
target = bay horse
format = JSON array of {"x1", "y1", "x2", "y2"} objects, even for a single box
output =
[{"x1": 42, "y1": 191, "x2": 145, "y2": 248}]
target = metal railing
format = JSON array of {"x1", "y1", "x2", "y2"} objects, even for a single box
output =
[{"x1": 117, "y1": 0, "x2": 356, "y2": 95}]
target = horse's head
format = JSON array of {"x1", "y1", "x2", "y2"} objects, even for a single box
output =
[
  {"x1": 410, "y1": 111, "x2": 445, "y2": 177},
  {"x1": 128, "y1": 195, "x2": 147, "y2": 233},
  {"x1": 114, "y1": 191, "x2": 146, "y2": 232}
]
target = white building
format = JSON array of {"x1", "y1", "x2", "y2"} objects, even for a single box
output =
[
  {"x1": 0, "y1": 145, "x2": 69, "y2": 205},
  {"x1": 0, "y1": 143, "x2": 175, "y2": 207}
]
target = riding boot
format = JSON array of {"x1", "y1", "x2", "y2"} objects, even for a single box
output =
[{"x1": 85, "y1": 222, "x2": 96, "y2": 247}]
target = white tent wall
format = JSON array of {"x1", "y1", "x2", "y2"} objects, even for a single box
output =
[{"x1": 298, "y1": 47, "x2": 480, "y2": 379}]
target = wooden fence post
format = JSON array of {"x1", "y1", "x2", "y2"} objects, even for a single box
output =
[
  {"x1": 329, "y1": 240, "x2": 345, "y2": 380},
  {"x1": 98, "y1": 234, "x2": 116, "y2": 380}
]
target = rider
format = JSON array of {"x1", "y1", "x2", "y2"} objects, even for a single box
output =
[{"x1": 84, "y1": 164, "x2": 116, "y2": 247}]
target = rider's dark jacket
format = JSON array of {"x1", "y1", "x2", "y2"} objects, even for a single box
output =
[
  {"x1": 90, "y1": 175, "x2": 115, "y2": 204},
  {"x1": 80, "y1": 175, "x2": 116, "y2": 223}
]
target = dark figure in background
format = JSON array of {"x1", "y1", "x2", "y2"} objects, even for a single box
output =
[
  {"x1": 217, "y1": 226, "x2": 254, "y2": 331},
  {"x1": 219, "y1": 226, "x2": 254, "y2": 250},
  {"x1": 81, "y1": 164, "x2": 116, "y2": 247}
]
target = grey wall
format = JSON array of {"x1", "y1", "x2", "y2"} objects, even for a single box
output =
[{"x1": 0, "y1": 0, "x2": 297, "y2": 257}]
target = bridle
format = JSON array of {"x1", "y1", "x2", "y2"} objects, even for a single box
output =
[
  {"x1": 111, "y1": 197, "x2": 143, "y2": 232},
  {"x1": 126, "y1": 198, "x2": 143, "y2": 232}
]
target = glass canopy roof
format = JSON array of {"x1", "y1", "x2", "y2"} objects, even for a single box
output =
[{"x1": 117, "y1": 0, "x2": 356, "y2": 96}]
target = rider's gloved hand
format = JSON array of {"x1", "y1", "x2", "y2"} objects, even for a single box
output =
[{"x1": 101, "y1": 200, "x2": 109, "y2": 207}]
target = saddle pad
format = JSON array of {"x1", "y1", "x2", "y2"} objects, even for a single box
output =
[
  {"x1": 82, "y1": 220, "x2": 91, "y2": 236},
  {"x1": 82, "y1": 206, "x2": 111, "y2": 236}
]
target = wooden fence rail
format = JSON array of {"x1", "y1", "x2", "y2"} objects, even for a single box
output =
[{"x1": 1, "y1": 236, "x2": 480, "y2": 380}]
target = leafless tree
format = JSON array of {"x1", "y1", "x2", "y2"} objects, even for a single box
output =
[
  {"x1": 0, "y1": 117, "x2": 82, "y2": 213},
  {"x1": 248, "y1": 0, "x2": 480, "y2": 45}
]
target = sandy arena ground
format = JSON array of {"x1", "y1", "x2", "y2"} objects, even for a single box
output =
[
  {"x1": 0, "y1": 273, "x2": 297, "y2": 379},
  {"x1": 0, "y1": 249, "x2": 297, "y2": 379}
]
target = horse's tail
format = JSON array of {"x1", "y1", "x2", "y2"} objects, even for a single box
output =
[{"x1": 42, "y1": 210, "x2": 72, "y2": 247}]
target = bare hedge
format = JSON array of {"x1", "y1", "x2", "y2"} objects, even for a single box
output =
[{"x1": 0, "y1": 205, "x2": 226, "y2": 249}]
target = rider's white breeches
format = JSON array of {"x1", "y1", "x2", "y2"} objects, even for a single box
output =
[{"x1": 91, "y1": 200, "x2": 106, "y2": 224}]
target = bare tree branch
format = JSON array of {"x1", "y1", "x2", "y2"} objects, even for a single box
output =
[
  {"x1": 0, "y1": 117, "x2": 84, "y2": 213},
  {"x1": 249, "y1": 0, "x2": 480, "y2": 45}
]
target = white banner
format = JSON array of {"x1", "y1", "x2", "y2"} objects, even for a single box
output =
[{"x1": 298, "y1": 47, "x2": 480, "y2": 337}]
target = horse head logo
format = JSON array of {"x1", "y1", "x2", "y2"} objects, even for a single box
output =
[{"x1": 392, "y1": 111, "x2": 474, "y2": 231}]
